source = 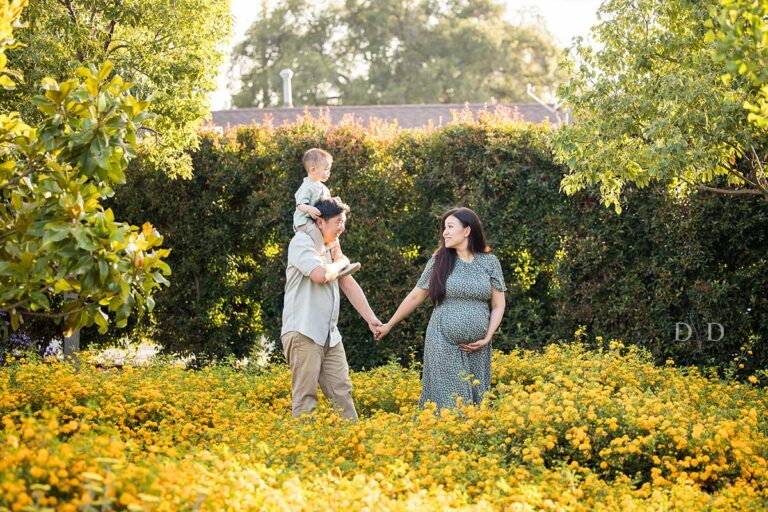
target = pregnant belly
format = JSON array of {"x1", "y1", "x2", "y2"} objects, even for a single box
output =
[{"x1": 437, "y1": 303, "x2": 490, "y2": 345}]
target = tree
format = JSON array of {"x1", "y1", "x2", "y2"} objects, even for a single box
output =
[
  {"x1": 0, "y1": 0, "x2": 170, "y2": 336},
  {"x1": 552, "y1": 0, "x2": 768, "y2": 213},
  {"x1": 0, "y1": 0, "x2": 230, "y2": 177},
  {"x1": 339, "y1": 0, "x2": 563, "y2": 105},
  {"x1": 231, "y1": 0, "x2": 340, "y2": 108},
  {"x1": 231, "y1": 0, "x2": 564, "y2": 107},
  {"x1": 711, "y1": 0, "x2": 768, "y2": 131}
]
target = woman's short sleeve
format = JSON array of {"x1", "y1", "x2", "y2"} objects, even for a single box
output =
[
  {"x1": 488, "y1": 254, "x2": 507, "y2": 292},
  {"x1": 416, "y1": 255, "x2": 435, "y2": 289}
]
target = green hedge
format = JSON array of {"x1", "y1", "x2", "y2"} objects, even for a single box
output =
[{"x1": 104, "y1": 114, "x2": 768, "y2": 376}]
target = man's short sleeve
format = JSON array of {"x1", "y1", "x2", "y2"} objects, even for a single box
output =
[{"x1": 288, "y1": 233, "x2": 324, "y2": 276}]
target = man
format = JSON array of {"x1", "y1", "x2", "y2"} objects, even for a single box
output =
[{"x1": 281, "y1": 197, "x2": 380, "y2": 419}]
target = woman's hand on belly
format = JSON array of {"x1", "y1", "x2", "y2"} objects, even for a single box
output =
[{"x1": 459, "y1": 338, "x2": 490, "y2": 353}]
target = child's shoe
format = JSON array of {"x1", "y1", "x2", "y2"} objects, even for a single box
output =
[{"x1": 337, "y1": 262, "x2": 361, "y2": 279}]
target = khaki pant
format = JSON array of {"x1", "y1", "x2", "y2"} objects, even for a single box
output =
[{"x1": 281, "y1": 331, "x2": 358, "y2": 419}]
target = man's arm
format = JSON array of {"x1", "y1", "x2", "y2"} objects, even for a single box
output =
[
  {"x1": 339, "y1": 275, "x2": 380, "y2": 328},
  {"x1": 308, "y1": 258, "x2": 349, "y2": 284},
  {"x1": 291, "y1": 233, "x2": 345, "y2": 284},
  {"x1": 307, "y1": 242, "x2": 349, "y2": 284}
]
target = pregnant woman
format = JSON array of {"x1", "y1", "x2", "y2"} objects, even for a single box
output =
[{"x1": 375, "y1": 207, "x2": 506, "y2": 410}]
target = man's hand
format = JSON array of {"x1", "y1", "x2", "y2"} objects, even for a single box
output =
[{"x1": 368, "y1": 317, "x2": 382, "y2": 339}]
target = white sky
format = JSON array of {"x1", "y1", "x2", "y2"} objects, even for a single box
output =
[{"x1": 210, "y1": 0, "x2": 603, "y2": 110}]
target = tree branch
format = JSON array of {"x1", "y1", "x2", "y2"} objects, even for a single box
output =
[
  {"x1": 750, "y1": 144, "x2": 768, "y2": 189},
  {"x1": 679, "y1": 175, "x2": 765, "y2": 197},
  {"x1": 721, "y1": 139, "x2": 748, "y2": 161},
  {"x1": 57, "y1": 0, "x2": 78, "y2": 24},
  {"x1": 712, "y1": 139, "x2": 768, "y2": 193},
  {"x1": 724, "y1": 164, "x2": 763, "y2": 191},
  {"x1": 56, "y1": 0, "x2": 86, "y2": 62},
  {"x1": 0, "y1": 297, "x2": 30, "y2": 313},
  {"x1": 17, "y1": 306, "x2": 88, "y2": 319},
  {"x1": 105, "y1": 43, "x2": 129, "y2": 59},
  {"x1": 103, "y1": 19, "x2": 116, "y2": 53},
  {"x1": 1, "y1": 290, "x2": 90, "y2": 320},
  {"x1": 694, "y1": 183, "x2": 764, "y2": 196},
  {"x1": 0, "y1": 160, "x2": 46, "y2": 192}
]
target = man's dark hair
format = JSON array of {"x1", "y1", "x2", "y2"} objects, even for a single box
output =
[{"x1": 314, "y1": 197, "x2": 350, "y2": 219}]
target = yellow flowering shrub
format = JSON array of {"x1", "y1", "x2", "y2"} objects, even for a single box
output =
[{"x1": 1, "y1": 342, "x2": 766, "y2": 511}]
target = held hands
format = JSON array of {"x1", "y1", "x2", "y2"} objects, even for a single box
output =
[
  {"x1": 373, "y1": 322, "x2": 393, "y2": 341},
  {"x1": 459, "y1": 338, "x2": 491, "y2": 353},
  {"x1": 367, "y1": 317, "x2": 382, "y2": 339}
]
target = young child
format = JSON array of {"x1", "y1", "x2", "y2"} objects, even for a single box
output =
[{"x1": 294, "y1": 148, "x2": 360, "y2": 278}]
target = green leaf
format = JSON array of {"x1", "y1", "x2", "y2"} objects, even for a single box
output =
[
  {"x1": 10, "y1": 311, "x2": 21, "y2": 330},
  {"x1": 42, "y1": 226, "x2": 71, "y2": 246},
  {"x1": 30, "y1": 291, "x2": 50, "y2": 311},
  {"x1": 53, "y1": 279, "x2": 74, "y2": 293},
  {"x1": 97, "y1": 61, "x2": 114, "y2": 82},
  {"x1": 41, "y1": 77, "x2": 58, "y2": 91},
  {"x1": 0, "y1": 74, "x2": 16, "y2": 89},
  {"x1": 98, "y1": 259, "x2": 109, "y2": 283},
  {"x1": 93, "y1": 308, "x2": 109, "y2": 334}
]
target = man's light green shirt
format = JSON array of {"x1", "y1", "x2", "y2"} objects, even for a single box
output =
[{"x1": 281, "y1": 232, "x2": 342, "y2": 347}]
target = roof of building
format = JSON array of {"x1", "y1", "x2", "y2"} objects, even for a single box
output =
[{"x1": 210, "y1": 103, "x2": 559, "y2": 131}]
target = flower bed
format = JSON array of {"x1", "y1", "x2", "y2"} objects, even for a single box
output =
[{"x1": 1, "y1": 342, "x2": 766, "y2": 511}]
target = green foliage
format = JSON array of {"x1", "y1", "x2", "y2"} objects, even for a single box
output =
[
  {"x1": 231, "y1": 0, "x2": 564, "y2": 107},
  {"x1": 711, "y1": 0, "x2": 768, "y2": 131},
  {"x1": 552, "y1": 183, "x2": 768, "y2": 373},
  {"x1": 231, "y1": 0, "x2": 339, "y2": 108},
  {"x1": 553, "y1": 0, "x2": 768, "y2": 211},
  {"x1": 1, "y1": 0, "x2": 231, "y2": 178},
  {"x1": 0, "y1": 0, "x2": 170, "y2": 336},
  {"x1": 108, "y1": 111, "x2": 768, "y2": 377}
]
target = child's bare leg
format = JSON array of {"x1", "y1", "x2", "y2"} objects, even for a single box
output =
[{"x1": 333, "y1": 239, "x2": 361, "y2": 278}]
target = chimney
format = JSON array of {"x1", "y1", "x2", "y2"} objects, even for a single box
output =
[{"x1": 280, "y1": 68, "x2": 294, "y2": 108}]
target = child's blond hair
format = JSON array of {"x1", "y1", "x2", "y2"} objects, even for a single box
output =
[{"x1": 302, "y1": 148, "x2": 333, "y2": 172}]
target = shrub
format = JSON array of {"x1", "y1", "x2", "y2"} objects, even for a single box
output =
[{"x1": 100, "y1": 111, "x2": 768, "y2": 375}]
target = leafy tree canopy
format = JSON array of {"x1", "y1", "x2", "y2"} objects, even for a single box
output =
[
  {"x1": 711, "y1": 0, "x2": 768, "y2": 130},
  {"x1": 553, "y1": 0, "x2": 768, "y2": 213},
  {"x1": 231, "y1": 0, "x2": 564, "y2": 107},
  {"x1": 0, "y1": 0, "x2": 170, "y2": 336},
  {"x1": 1, "y1": 0, "x2": 230, "y2": 178}
]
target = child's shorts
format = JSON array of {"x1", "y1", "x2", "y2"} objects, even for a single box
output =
[{"x1": 296, "y1": 221, "x2": 324, "y2": 252}]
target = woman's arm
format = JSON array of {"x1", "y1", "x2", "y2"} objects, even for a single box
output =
[
  {"x1": 460, "y1": 288, "x2": 506, "y2": 352},
  {"x1": 375, "y1": 286, "x2": 430, "y2": 339}
]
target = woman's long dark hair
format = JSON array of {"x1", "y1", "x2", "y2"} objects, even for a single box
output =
[{"x1": 428, "y1": 207, "x2": 491, "y2": 305}]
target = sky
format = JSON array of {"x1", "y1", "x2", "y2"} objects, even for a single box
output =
[{"x1": 210, "y1": 0, "x2": 603, "y2": 110}]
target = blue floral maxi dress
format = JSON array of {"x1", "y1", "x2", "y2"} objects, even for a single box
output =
[{"x1": 416, "y1": 253, "x2": 507, "y2": 410}]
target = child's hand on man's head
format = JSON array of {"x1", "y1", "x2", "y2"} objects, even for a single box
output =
[{"x1": 309, "y1": 206, "x2": 321, "y2": 219}]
